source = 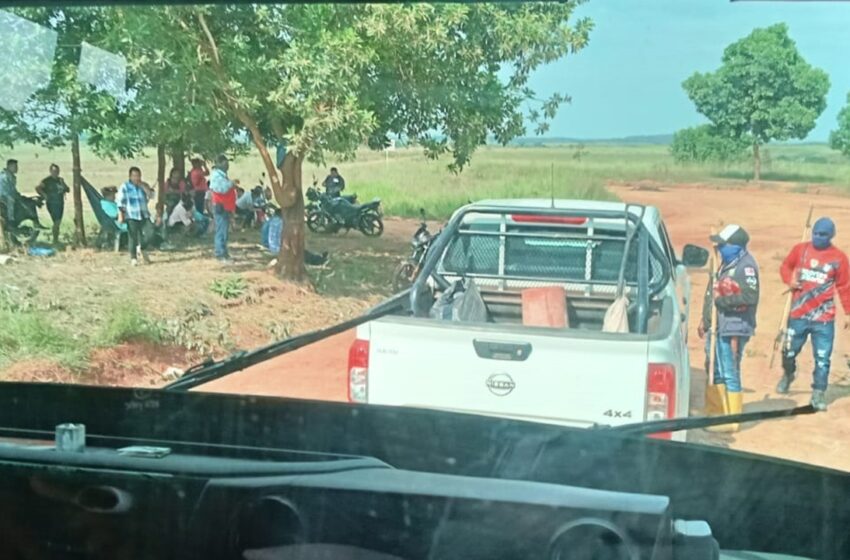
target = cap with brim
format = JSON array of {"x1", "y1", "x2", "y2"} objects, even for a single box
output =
[{"x1": 710, "y1": 224, "x2": 749, "y2": 246}]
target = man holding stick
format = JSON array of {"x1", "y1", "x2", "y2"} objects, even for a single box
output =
[
  {"x1": 698, "y1": 225, "x2": 760, "y2": 432},
  {"x1": 776, "y1": 217, "x2": 850, "y2": 411}
]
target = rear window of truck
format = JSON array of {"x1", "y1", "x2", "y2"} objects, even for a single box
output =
[{"x1": 440, "y1": 221, "x2": 662, "y2": 285}]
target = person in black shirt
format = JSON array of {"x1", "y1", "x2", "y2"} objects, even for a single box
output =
[
  {"x1": 35, "y1": 164, "x2": 70, "y2": 244},
  {"x1": 322, "y1": 167, "x2": 346, "y2": 198}
]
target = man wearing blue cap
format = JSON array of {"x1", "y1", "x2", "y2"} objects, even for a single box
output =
[{"x1": 777, "y1": 217, "x2": 850, "y2": 411}]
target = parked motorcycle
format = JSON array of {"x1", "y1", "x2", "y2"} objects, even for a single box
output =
[
  {"x1": 306, "y1": 179, "x2": 382, "y2": 237},
  {"x1": 3, "y1": 195, "x2": 47, "y2": 246},
  {"x1": 305, "y1": 176, "x2": 357, "y2": 212},
  {"x1": 392, "y1": 208, "x2": 437, "y2": 292}
]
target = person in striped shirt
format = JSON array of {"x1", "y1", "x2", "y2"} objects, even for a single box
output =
[{"x1": 777, "y1": 217, "x2": 850, "y2": 411}]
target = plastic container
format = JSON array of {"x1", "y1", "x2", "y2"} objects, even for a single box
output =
[{"x1": 521, "y1": 286, "x2": 568, "y2": 328}]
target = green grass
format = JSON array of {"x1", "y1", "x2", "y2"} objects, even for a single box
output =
[
  {"x1": 98, "y1": 303, "x2": 163, "y2": 345},
  {"x1": 0, "y1": 309, "x2": 88, "y2": 369}
]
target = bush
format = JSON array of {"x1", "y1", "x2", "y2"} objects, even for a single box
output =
[
  {"x1": 210, "y1": 276, "x2": 248, "y2": 300},
  {"x1": 671, "y1": 125, "x2": 749, "y2": 164},
  {"x1": 99, "y1": 303, "x2": 163, "y2": 345}
]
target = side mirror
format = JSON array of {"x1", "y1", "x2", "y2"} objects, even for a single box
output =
[
  {"x1": 419, "y1": 208, "x2": 426, "y2": 220},
  {"x1": 681, "y1": 244, "x2": 709, "y2": 268}
]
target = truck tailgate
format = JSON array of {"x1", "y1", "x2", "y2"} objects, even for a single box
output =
[{"x1": 366, "y1": 318, "x2": 652, "y2": 428}]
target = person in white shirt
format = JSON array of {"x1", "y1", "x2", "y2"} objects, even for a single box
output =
[
  {"x1": 168, "y1": 194, "x2": 210, "y2": 236},
  {"x1": 235, "y1": 186, "x2": 257, "y2": 229}
]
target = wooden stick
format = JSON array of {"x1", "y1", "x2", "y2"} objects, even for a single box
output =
[
  {"x1": 770, "y1": 203, "x2": 815, "y2": 369},
  {"x1": 707, "y1": 231, "x2": 718, "y2": 390}
]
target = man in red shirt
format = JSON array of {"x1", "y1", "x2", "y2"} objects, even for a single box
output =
[
  {"x1": 777, "y1": 217, "x2": 850, "y2": 411},
  {"x1": 209, "y1": 154, "x2": 237, "y2": 264}
]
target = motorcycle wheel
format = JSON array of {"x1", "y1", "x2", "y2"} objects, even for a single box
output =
[
  {"x1": 306, "y1": 211, "x2": 329, "y2": 233},
  {"x1": 358, "y1": 214, "x2": 384, "y2": 237},
  {"x1": 392, "y1": 261, "x2": 418, "y2": 293}
]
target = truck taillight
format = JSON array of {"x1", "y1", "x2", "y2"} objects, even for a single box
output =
[
  {"x1": 646, "y1": 363, "x2": 676, "y2": 440},
  {"x1": 348, "y1": 339, "x2": 370, "y2": 403}
]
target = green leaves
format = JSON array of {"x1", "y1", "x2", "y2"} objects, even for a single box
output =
[
  {"x1": 683, "y1": 24, "x2": 829, "y2": 145},
  {"x1": 681, "y1": 24, "x2": 829, "y2": 179},
  {"x1": 830, "y1": 93, "x2": 850, "y2": 158},
  {"x1": 671, "y1": 125, "x2": 749, "y2": 164}
]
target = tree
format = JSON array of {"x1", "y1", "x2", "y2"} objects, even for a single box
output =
[
  {"x1": 670, "y1": 124, "x2": 748, "y2": 164},
  {"x1": 89, "y1": 7, "x2": 247, "y2": 217},
  {"x1": 682, "y1": 24, "x2": 829, "y2": 181},
  {"x1": 830, "y1": 92, "x2": 850, "y2": 158},
  {"x1": 0, "y1": 7, "x2": 125, "y2": 246},
  {"x1": 111, "y1": 3, "x2": 592, "y2": 281}
]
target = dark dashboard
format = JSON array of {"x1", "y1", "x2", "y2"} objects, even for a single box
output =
[{"x1": 0, "y1": 383, "x2": 845, "y2": 560}]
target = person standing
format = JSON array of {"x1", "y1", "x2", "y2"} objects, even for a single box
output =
[
  {"x1": 0, "y1": 159, "x2": 20, "y2": 227},
  {"x1": 35, "y1": 164, "x2": 70, "y2": 244},
  {"x1": 116, "y1": 166, "x2": 152, "y2": 266},
  {"x1": 776, "y1": 217, "x2": 850, "y2": 411},
  {"x1": 189, "y1": 158, "x2": 210, "y2": 214},
  {"x1": 210, "y1": 154, "x2": 237, "y2": 264},
  {"x1": 322, "y1": 167, "x2": 345, "y2": 198},
  {"x1": 698, "y1": 225, "x2": 760, "y2": 432}
]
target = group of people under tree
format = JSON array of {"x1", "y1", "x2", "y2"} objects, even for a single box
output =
[
  {"x1": 0, "y1": 154, "x2": 335, "y2": 268},
  {"x1": 699, "y1": 219, "x2": 850, "y2": 432}
]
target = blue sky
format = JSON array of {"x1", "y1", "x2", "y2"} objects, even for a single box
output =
[{"x1": 531, "y1": 0, "x2": 850, "y2": 140}]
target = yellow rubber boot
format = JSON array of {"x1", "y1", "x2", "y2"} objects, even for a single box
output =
[
  {"x1": 707, "y1": 390, "x2": 742, "y2": 433},
  {"x1": 703, "y1": 384, "x2": 726, "y2": 416}
]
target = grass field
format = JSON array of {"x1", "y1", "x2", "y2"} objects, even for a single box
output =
[
  {"x1": 4, "y1": 142, "x2": 850, "y2": 231},
  {"x1": 2, "y1": 141, "x2": 850, "y2": 374}
]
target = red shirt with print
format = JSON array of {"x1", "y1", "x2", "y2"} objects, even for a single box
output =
[{"x1": 780, "y1": 242, "x2": 850, "y2": 322}]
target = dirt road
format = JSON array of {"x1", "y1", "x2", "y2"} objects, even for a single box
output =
[{"x1": 202, "y1": 183, "x2": 850, "y2": 472}]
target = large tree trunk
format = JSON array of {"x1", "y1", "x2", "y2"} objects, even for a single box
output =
[
  {"x1": 195, "y1": 10, "x2": 305, "y2": 282},
  {"x1": 276, "y1": 153, "x2": 307, "y2": 281},
  {"x1": 753, "y1": 142, "x2": 761, "y2": 182},
  {"x1": 71, "y1": 134, "x2": 86, "y2": 247},
  {"x1": 171, "y1": 139, "x2": 186, "y2": 178},
  {"x1": 156, "y1": 143, "x2": 166, "y2": 217}
]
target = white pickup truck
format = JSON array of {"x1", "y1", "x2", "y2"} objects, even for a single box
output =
[{"x1": 349, "y1": 200, "x2": 709, "y2": 440}]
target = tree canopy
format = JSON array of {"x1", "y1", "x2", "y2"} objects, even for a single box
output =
[
  {"x1": 106, "y1": 3, "x2": 592, "y2": 279},
  {"x1": 830, "y1": 93, "x2": 850, "y2": 158},
  {"x1": 1, "y1": 3, "x2": 592, "y2": 277},
  {"x1": 681, "y1": 23, "x2": 829, "y2": 180}
]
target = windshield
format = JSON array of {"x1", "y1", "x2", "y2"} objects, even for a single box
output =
[{"x1": 0, "y1": 1, "x2": 849, "y2": 558}]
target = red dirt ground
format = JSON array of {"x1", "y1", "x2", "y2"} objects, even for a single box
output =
[{"x1": 201, "y1": 182, "x2": 850, "y2": 472}]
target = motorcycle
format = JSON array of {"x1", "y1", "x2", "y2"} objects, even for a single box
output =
[
  {"x1": 306, "y1": 179, "x2": 383, "y2": 237},
  {"x1": 3, "y1": 195, "x2": 47, "y2": 246},
  {"x1": 392, "y1": 208, "x2": 438, "y2": 292},
  {"x1": 305, "y1": 176, "x2": 357, "y2": 213}
]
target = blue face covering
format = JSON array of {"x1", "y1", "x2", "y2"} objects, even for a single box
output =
[
  {"x1": 718, "y1": 243, "x2": 743, "y2": 264},
  {"x1": 812, "y1": 217, "x2": 835, "y2": 250}
]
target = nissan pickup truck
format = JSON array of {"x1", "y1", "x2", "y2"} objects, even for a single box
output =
[{"x1": 349, "y1": 199, "x2": 710, "y2": 440}]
